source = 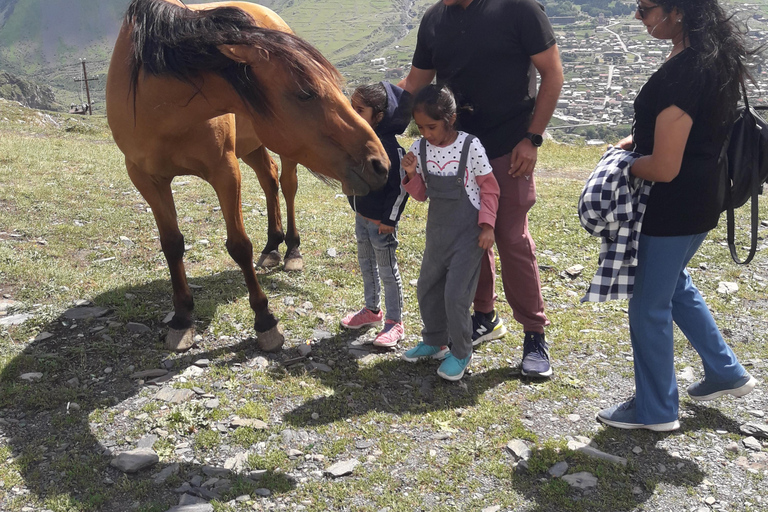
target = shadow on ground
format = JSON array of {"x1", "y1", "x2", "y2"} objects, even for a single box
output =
[{"x1": 0, "y1": 270, "x2": 300, "y2": 511}]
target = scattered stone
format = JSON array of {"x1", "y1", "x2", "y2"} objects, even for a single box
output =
[
  {"x1": 632, "y1": 446, "x2": 642, "y2": 455},
  {"x1": 704, "y1": 496, "x2": 717, "y2": 505},
  {"x1": 67, "y1": 402, "x2": 81, "y2": 412},
  {"x1": 182, "y1": 366, "x2": 205, "y2": 378},
  {"x1": 165, "y1": 503, "x2": 213, "y2": 512},
  {"x1": 409, "y1": 279, "x2": 418, "y2": 286},
  {"x1": 297, "y1": 343, "x2": 312, "y2": 357},
  {"x1": 355, "y1": 440, "x2": 374, "y2": 450},
  {"x1": 0, "y1": 298, "x2": 20, "y2": 312},
  {"x1": 131, "y1": 369, "x2": 169, "y2": 379},
  {"x1": 0, "y1": 313, "x2": 31, "y2": 326},
  {"x1": 34, "y1": 332, "x2": 54, "y2": 342},
  {"x1": 138, "y1": 434, "x2": 158, "y2": 449},
  {"x1": 224, "y1": 453, "x2": 248, "y2": 474},
  {"x1": 717, "y1": 281, "x2": 738, "y2": 294},
  {"x1": 326, "y1": 459, "x2": 359, "y2": 477},
  {"x1": 231, "y1": 417, "x2": 268, "y2": 429},
  {"x1": 725, "y1": 442, "x2": 740, "y2": 453},
  {"x1": 19, "y1": 372, "x2": 43, "y2": 382},
  {"x1": 202, "y1": 466, "x2": 231, "y2": 478},
  {"x1": 748, "y1": 410, "x2": 766, "y2": 418},
  {"x1": 153, "y1": 463, "x2": 180, "y2": 484},
  {"x1": 326, "y1": 248, "x2": 337, "y2": 258},
  {"x1": 194, "y1": 359, "x2": 210, "y2": 368},
  {"x1": 126, "y1": 322, "x2": 151, "y2": 333},
  {"x1": 741, "y1": 423, "x2": 768, "y2": 439},
  {"x1": 312, "y1": 329, "x2": 333, "y2": 340},
  {"x1": 565, "y1": 264, "x2": 584, "y2": 277},
  {"x1": 743, "y1": 437, "x2": 762, "y2": 451},
  {"x1": 204, "y1": 398, "x2": 219, "y2": 409},
  {"x1": 253, "y1": 488, "x2": 271, "y2": 497},
  {"x1": 154, "y1": 388, "x2": 196, "y2": 404},
  {"x1": 567, "y1": 439, "x2": 627, "y2": 466},
  {"x1": 567, "y1": 414, "x2": 580, "y2": 422},
  {"x1": 110, "y1": 448, "x2": 159, "y2": 473},
  {"x1": 562, "y1": 471, "x2": 598, "y2": 489},
  {"x1": 286, "y1": 449, "x2": 304, "y2": 458},
  {"x1": 506, "y1": 439, "x2": 531, "y2": 461},
  {"x1": 162, "y1": 312, "x2": 175, "y2": 324},
  {"x1": 632, "y1": 486, "x2": 643, "y2": 495},
  {"x1": 308, "y1": 362, "x2": 332, "y2": 373},
  {"x1": 66, "y1": 377, "x2": 80, "y2": 387},
  {"x1": 482, "y1": 506, "x2": 501, "y2": 512},
  {"x1": 549, "y1": 461, "x2": 569, "y2": 477},
  {"x1": 311, "y1": 412, "x2": 320, "y2": 420},
  {"x1": 62, "y1": 306, "x2": 109, "y2": 320},
  {"x1": 678, "y1": 366, "x2": 695, "y2": 382}
]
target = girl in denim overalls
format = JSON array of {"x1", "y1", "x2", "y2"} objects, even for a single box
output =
[{"x1": 401, "y1": 85, "x2": 500, "y2": 381}]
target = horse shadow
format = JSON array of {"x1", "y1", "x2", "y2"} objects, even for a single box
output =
[{"x1": 0, "y1": 269, "x2": 308, "y2": 511}]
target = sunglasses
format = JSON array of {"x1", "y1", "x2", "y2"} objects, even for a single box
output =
[{"x1": 636, "y1": 1, "x2": 661, "y2": 18}]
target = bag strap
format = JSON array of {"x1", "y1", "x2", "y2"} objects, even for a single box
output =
[
  {"x1": 726, "y1": 79, "x2": 760, "y2": 265},
  {"x1": 419, "y1": 137, "x2": 429, "y2": 186}
]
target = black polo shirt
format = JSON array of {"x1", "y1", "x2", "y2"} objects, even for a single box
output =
[{"x1": 412, "y1": 0, "x2": 556, "y2": 159}]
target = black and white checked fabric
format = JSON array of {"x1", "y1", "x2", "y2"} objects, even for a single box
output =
[{"x1": 578, "y1": 146, "x2": 651, "y2": 302}]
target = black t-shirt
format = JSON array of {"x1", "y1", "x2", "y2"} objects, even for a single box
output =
[
  {"x1": 632, "y1": 48, "x2": 731, "y2": 236},
  {"x1": 412, "y1": 0, "x2": 556, "y2": 159}
]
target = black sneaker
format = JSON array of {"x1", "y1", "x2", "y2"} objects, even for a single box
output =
[
  {"x1": 521, "y1": 331, "x2": 552, "y2": 377},
  {"x1": 471, "y1": 310, "x2": 507, "y2": 346}
]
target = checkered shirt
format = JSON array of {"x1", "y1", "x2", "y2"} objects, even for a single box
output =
[{"x1": 578, "y1": 146, "x2": 652, "y2": 302}]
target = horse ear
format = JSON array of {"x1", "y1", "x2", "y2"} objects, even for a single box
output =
[
  {"x1": 217, "y1": 45, "x2": 251, "y2": 64},
  {"x1": 218, "y1": 45, "x2": 270, "y2": 65}
]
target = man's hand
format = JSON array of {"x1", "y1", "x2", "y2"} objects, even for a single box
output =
[
  {"x1": 379, "y1": 224, "x2": 395, "y2": 235},
  {"x1": 616, "y1": 135, "x2": 634, "y2": 150},
  {"x1": 401, "y1": 151, "x2": 418, "y2": 180},
  {"x1": 508, "y1": 138, "x2": 537, "y2": 178},
  {"x1": 478, "y1": 224, "x2": 495, "y2": 250}
]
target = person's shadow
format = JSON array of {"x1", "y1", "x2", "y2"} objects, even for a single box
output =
[
  {"x1": 0, "y1": 269, "x2": 304, "y2": 511},
  {"x1": 506, "y1": 406, "x2": 746, "y2": 511}
]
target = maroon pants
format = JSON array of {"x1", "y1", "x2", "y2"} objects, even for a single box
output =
[{"x1": 473, "y1": 152, "x2": 549, "y2": 333}]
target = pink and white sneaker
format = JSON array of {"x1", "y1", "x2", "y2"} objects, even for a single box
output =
[
  {"x1": 373, "y1": 320, "x2": 405, "y2": 348},
  {"x1": 340, "y1": 307, "x2": 383, "y2": 329}
]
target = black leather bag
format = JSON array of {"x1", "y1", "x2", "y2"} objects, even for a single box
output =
[{"x1": 718, "y1": 84, "x2": 768, "y2": 264}]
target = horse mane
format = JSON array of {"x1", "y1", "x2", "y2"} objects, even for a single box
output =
[{"x1": 125, "y1": 0, "x2": 341, "y2": 117}]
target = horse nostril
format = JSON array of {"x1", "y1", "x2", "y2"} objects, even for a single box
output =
[{"x1": 372, "y1": 157, "x2": 388, "y2": 178}]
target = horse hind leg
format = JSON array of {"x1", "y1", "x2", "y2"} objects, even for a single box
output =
[
  {"x1": 241, "y1": 147, "x2": 284, "y2": 269},
  {"x1": 126, "y1": 166, "x2": 196, "y2": 352},
  {"x1": 279, "y1": 156, "x2": 303, "y2": 272},
  {"x1": 210, "y1": 156, "x2": 284, "y2": 352}
]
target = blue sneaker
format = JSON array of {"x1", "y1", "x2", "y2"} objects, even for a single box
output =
[
  {"x1": 687, "y1": 374, "x2": 757, "y2": 402},
  {"x1": 596, "y1": 397, "x2": 680, "y2": 432},
  {"x1": 402, "y1": 342, "x2": 449, "y2": 363},
  {"x1": 521, "y1": 331, "x2": 553, "y2": 377},
  {"x1": 436, "y1": 353, "x2": 473, "y2": 381}
]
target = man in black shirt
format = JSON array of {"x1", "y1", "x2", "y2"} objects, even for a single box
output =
[{"x1": 399, "y1": 0, "x2": 563, "y2": 377}]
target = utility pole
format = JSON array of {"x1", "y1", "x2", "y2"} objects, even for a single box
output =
[{"x1": 73, "y1": 58, "x2": 98, "y2": 115}]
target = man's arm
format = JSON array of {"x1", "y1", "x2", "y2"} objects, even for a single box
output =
[
  {"x1": 397, "y1": 66, "x2": 436, "y2": 96},
  {"x1": 509, "y1": 44, "x2": 564, "y2": 177}
]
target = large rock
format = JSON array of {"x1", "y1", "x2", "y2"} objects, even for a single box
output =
[
  {"x1": 562, "y1": 471, "x2": 598, "y2": 489},
  {"x1": 110, "y1": 448, "x2": 159, "y2": 473},
  {"x1": 62, "y1": 306, "x2": 110, "y2": 320},
  {"x1": 326, "y1": 459, "x2": 359, "y2": 477}
]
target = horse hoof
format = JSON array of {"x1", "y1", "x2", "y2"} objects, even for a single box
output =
[
  {"x1": 256, "y1": 324, "x2": 284, "y2": 352},
  {"x1": 166, "y1": 328, "x2": 196, "y2": 352},
  {"x1": 284, "y1": 247, "x2": 303, "y2": 272},
  {"x1": 256, "y1": 250, "x2": 281, "y2": 268},
  {"x1": 284, "y1": 255, "x2": 304, "y2": 272}
]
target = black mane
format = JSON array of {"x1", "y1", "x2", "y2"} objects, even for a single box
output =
[{"x1": 125, "y1": 0, "x2": 340, "y2": 116}]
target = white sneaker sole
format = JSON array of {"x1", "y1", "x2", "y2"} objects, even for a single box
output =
[
  {"x1": 688, "y1": 375, "x2": 757, "y2": 402},
  {"x1": 340, "y1": 319, "x2": 382, "y2": 330},
  {"x1": 401, "y1": 346, "x2": 449, "y2": 363},
  {"x1": 521, "y1": 366, "x2": 553, "y2": 378},
  {"x1": 596, "y1": 414, "x2": 680, "y2": 432},
  {"x1": 472, "y1": 324, "x2": 507, "y2": 346}
]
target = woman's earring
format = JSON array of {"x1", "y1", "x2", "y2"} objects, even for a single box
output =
[{"x1": 676, "y1": 18, "x2": 682, "y2": 23}]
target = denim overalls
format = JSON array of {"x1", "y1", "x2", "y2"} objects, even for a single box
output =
[{"x1": 416, "y1": 135, "x2": 483, "y2": 360}]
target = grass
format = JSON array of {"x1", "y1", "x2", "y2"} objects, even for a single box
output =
[{"x1": 1, "y1": 100, "x2": 767, "y2": 511}]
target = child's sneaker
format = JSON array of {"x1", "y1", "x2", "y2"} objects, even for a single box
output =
[
  {"x1": 340, "y1": 307, "x2": 383, "y2": 329},
  {"x1": 402, "y1": 342, "x2": 449, "y2": 362},
  {"x1": 373, "y1": 320, "x2": 404, "y2": 348},
  {"x1": 471, "y1": 310, "x2": 507, "y2": 345},
  {"x1": 437, "y1": 353, "x2": 473, "y2": 381}
]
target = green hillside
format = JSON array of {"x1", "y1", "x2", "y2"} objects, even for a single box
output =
[{"x1": 0, "y1": 0, "x2": 434, "y2": 111}]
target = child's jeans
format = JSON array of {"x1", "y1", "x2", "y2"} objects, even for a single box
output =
[{"x1": 355, "y1": 214, "x2": 403, "y2": 322}]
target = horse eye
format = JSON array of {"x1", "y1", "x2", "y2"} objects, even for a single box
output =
[{"x1": 297, "y1": 89, "x2": 317, "y2": 102}]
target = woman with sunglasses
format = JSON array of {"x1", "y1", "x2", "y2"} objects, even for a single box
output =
[{"x1": 596, "y1": 0, "x2": 757, "y2": 431}]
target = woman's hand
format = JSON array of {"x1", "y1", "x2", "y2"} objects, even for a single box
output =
[
  {"x1": 478, "y1": 224, "x2": 495, "y2": 250},
  {"x1": 401, "y1": 151, "x2": 418, "y2": 180},
  {"x1": 616, "y1": 135, "x2": 634, "y2": 150}
]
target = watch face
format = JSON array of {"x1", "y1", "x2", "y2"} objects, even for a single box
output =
[{"x1": 527, "y1": 133, "x2": 543, "y2": 146}]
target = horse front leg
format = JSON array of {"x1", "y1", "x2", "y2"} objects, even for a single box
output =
[
  {"x1": 242, "y1": 146, "x2": 284, "y2": 268},
  {"x1": 127, "y1": 166, "x2": 196, "y2": 351},
  {"x1": 279, "y1": 156, "x2": 303, "y2": 272},
  {"x1": 210, "y1": 156, "x2": 284, "y2": 352}
]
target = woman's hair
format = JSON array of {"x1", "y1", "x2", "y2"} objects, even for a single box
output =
[
  {"x1": 655, "y1": 0, "x2": 754, "y2": 125},
  {"x1": 352, "y1": 83, "x2": 388, "y2": 116},
  {"x1": 412, "y1": 84, "x2": 457, "y2": 125}
]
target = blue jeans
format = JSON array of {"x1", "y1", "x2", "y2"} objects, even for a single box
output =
[
  {"x1": 629, "y1": 232, "x2": 747, "y2": 424},
  {"x1": 355, "y1": 214, "x2": 403, "y2": 322}
]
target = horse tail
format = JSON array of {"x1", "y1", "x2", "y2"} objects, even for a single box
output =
[{"x1": 124, "y1": 0, "x2": 340, "y2": 117}]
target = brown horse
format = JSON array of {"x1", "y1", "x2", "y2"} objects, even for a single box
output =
[{"x1": 106, "y1": 0, "x2": 389, "y2": 352}]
